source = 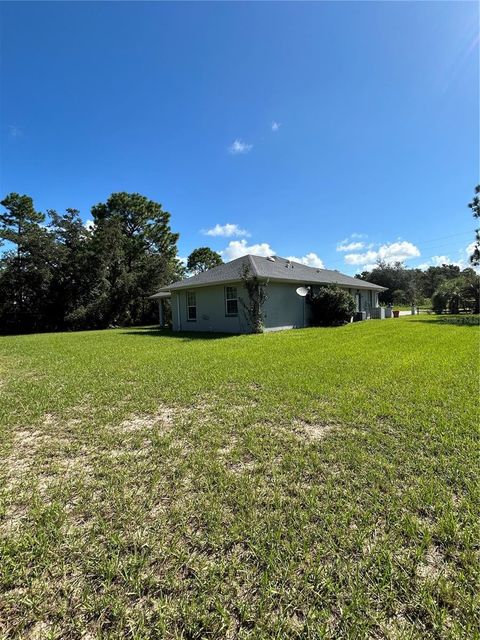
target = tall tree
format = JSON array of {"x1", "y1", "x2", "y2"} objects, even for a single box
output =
[
  {"x1": 468, "y1": 185, "x2": 480, "y2": 266},
  {"x1": 187, "y1": 247, "x2": 223, "y2": 274},
  {"x1": 91, "y1": 192, "x2": 181, "y2": 325},
  {"x1": 0, "y1": 194, "x2": 55, "y2": 332},
  {"x1": 46, "y1": 209, "x2": 99, "y2": 330}
]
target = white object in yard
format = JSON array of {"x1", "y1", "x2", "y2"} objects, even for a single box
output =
[
  {"x1": 370, "y1": 307, "x2": 385, "y2": 320},
  {"x1": 384, "y1": 307, "x2": 393, "y2": 318}
]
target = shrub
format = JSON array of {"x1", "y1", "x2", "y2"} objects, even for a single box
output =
[
  {"x1": 431, "y1": 289, "x2": 448, "y2": 314},
  {"x1": 239, "y1": 264, "x2": 268, "y2": 333},
  {"x1": 392, "y1": 289, "x2": 410, "y2": 305},
  {"x1": 308, "y1": 285, "x2": 356, "y2": 327}
]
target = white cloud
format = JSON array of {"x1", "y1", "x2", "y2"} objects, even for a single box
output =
[
  {"x1": 360, "y1": 264, "x2": 378, "y2": 273},
  {"x1": 465, "y1": 241, "x2": 477, "y2": 258},
  {"x1": 337, "y1": 241, "x2": 365, "y2": 252},
  {"x1": 221, "y1": 239, "x2": 275, "y2": 262},
  {"x1": 8, "y1": 124, "x2": 23, "y2": 138},
  {"x1": 344, "y1": 241, "x2": 420, "y2": 267},
  {"x1": 202, "y1": 223, "x2": 250, "y2": 238},
  {"x1": 430, "y1": 255, "x2": 451, "y2": 266},
  {"x1": 228, "y1": 139, "x2": 252, "y2": 154},
  {"x1": 271, "y1": 121, "x2": 280, "y2": 132},
  {"x1": 351, "y1": 240, "x2": 479, "y2": 274},
  {"x1": 343, "y1": 251, "x2": 379, "y2": 266},
  {"x1": 412, "y1": 256, "x2": 453, "y2": 271},
  {"x1": 84, "y1": 219, "x2": 95, "y2": 231},
  {"x1": 177, "y1": 255, "x2": 187, "y2": 266},
  {"x1": 337, "y1": 233, "x2": 369, "y2": 251},
  {"x1": 287, "y1": 252, "x2": 324, "y2": 269},
  {"x1": 414, "y1": 244, "x2": 479, "y2": 272}
]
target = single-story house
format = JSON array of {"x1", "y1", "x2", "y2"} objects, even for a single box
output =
[{"x1": 151, "y1": 254, "x2": 387, "y2": 333}]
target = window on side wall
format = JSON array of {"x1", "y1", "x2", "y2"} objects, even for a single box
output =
[
  {"x1": 187, "y1": 291, "x2": 197, "y2": 321},
  {"x1": 225, "y1": 286, "x2": 238, "y2": 316}
]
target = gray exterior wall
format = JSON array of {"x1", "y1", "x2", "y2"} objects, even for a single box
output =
[
  {"x1": 262, "y1": 282, "x2": 307, "y2": 331},
  {"x1": 262, "y1": 283, "x2": 379, "y2": 330},
  {"x1": 170, "y1": 281, "x2": 380, "y2": 333},
  {"x1": 171, "y1": 284, "x2": 252, "y2": 333}
]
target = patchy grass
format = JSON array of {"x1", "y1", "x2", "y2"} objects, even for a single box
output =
[{"x1": 0, "y1": 316, "x2": 478, "y2": 639}]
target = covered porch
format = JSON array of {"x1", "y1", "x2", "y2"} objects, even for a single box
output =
[{"x1": 149, "y1": 291, "x2": 171, "y2": 327}]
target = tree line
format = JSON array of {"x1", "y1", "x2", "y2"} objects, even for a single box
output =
[
  {"x1": 356, "y1": 261, "x2": 479, "y2": 313},
  {"x1": 0, "y1": 192, "x2": 184, "y2": 333}
]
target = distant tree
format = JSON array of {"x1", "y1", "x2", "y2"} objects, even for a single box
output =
[
  {"x1": 431, "y1": 289, "x2": 448, "y2": 315},
  {"x1": 420, "y1": 264, "x2": 461, "y2": 299},
  {"x1": 391, "y1": 289, "x2": 410, "y2": 306},
  {"x1": 357, "y1": 260, "x2": 469, "y2": 304},
  {"x1": 431, "y1": 271, "x2": 480, "y2": 314},
  {"x1": 308, "y1": 285, "x2": 355, "y2": 327},
  {"x1": 460, "y1": 269, "x2": 480, "y2": 314},
  {"x1": 468, "y1": 185, "x2": 480, "y2": 266},
  {"x1": 187, "y1": 247, "x2": 223, "y2": 274}
]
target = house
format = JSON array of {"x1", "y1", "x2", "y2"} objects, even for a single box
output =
[{"x1": 151, "y1": 254, "x2": 387, "y2": 333}]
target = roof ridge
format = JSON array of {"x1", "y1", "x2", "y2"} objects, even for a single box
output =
[{"x1": 247, "y1": 254, "x2": 260, "y2": 278}]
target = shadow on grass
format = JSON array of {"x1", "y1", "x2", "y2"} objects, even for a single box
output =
[
  {"x1": 409, "y1": 315, "x2": 479, "y2": 327},
  {"x1": 120, "y1": 326, "x2": 238, "y2": 341}
]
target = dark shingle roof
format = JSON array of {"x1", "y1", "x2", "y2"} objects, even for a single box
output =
[{"x1": 159, "y1": 255, "x2": 386, "y2": 292}]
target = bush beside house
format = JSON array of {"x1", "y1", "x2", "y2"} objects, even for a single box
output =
[{"x1": 308, "y1": 285, "x2": 356, "y2": 327}]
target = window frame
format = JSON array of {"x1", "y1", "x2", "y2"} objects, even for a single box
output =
[
  {"x1": 186, "y1": 290, "x2": 197, "y2": 322},
  {"x1": 225, "y1": 286, "x2": 239, "y2": 317}
]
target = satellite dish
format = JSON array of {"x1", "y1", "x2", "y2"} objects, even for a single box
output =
[{"x1": 296, "y1": 286, "x2": 309, "y2": 297}]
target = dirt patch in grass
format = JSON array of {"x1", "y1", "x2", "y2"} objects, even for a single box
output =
[
  {"x1": 293, "y1": 419, "x2": 337, "y2": 441},
  {"x1": 217, "y1": 435, "x2": 239, "y2": 458},
  {"x1": 0, "y1": 505, "x2": 28, "y2": 535},
  {"x1": 27, "y1": 621, "x2": 53, "y2": 640},
  {"x1": 116, "y1": 404, "x2": 175, "y2": 433},
  {"x1": 417, "y1": 545, "x2": 449, "y2": 580},
  {"x1": 3, "y1": 429, "x2": 53, "y2": 490},
  {"x1": 381, "y1": 613, "x2": 415, "y2": 639},
  {"x1": 229, "y1": 459, "x2": 258, "y2": 475}
]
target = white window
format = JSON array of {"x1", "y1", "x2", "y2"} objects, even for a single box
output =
[
  {"x1": 187, "y1": 291, "x2": 197, "y2": 321},
  {"x1": 225, "y1": 286, "x2": 238, "y2": 316}
]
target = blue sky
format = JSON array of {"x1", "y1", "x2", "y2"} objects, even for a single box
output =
[{"x1": 1, "y1": 1, "x2": 478, "y2": 273}]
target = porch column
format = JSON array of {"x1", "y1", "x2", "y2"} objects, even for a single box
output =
[{"x1": 158, "y1": 300, "x2": 164, "y2": 327}]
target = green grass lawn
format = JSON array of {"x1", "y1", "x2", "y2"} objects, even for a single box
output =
[{"x1": 0, "y1": 317, "x2": 478, "y2": 639}]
